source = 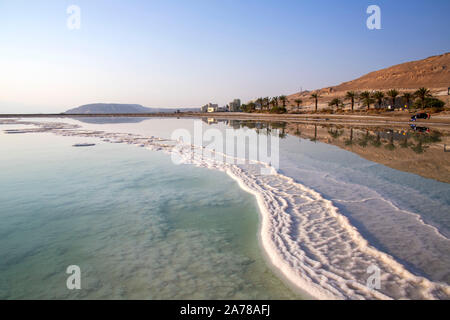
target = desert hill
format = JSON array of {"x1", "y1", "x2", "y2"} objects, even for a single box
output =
[
  {"x1": 334, "y1": 53, "x2": 450, "y2": 91},
  {"x1": 288, "y1": 53, "x2": 450, "y2": 110}
]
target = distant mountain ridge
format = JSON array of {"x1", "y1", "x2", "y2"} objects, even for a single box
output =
[{"x1": 65, "y1": 103, "x2": 199, "y2": 114}]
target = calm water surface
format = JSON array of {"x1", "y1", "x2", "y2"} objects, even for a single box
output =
[
  {"x1": 1, "y1": 117, "x2": 449, "y2": 299},
  {"x1": 0, "y1": 130, "x2": 298, "y2": 299}
]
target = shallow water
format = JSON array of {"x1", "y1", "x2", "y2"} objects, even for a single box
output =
[
  {"x1": 1, "y1": 117, "x2": 449, "y2": 300},
  {"x1": 0, "y1": 130, "x2": 299, "y2": 299},
  {"x1": 278, "y1": 136, "x2": 450, "y2": 285}
]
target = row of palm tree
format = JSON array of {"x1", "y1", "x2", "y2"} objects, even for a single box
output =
[
  {"x1": 247, "y1": 87, "x2": 434, "y2": 113},
  {"x1": 320, "y1": 87, "x2": 432, "y2": 111},
  {"x1": 252, "y1": 95, "x2": 290, "y2": 112},
  {"x1": 251, "y1": 94, "x2": 312, "y2": 112}
]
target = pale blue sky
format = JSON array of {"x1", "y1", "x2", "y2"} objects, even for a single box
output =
[{"x1": 0, "y1": 0, "x2": 449, "y2": 113}]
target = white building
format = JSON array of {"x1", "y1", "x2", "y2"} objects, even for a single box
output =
[{"x1": 201, "y1": 103, "x2": 219, "y2": 113}]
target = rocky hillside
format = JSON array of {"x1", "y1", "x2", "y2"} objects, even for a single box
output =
[
  {"x1": 288, "y1": 53, "x2": 450, "y2": 109},
  {"x1": 333, "y1": 52, "x2": 450, "y2": 91}
]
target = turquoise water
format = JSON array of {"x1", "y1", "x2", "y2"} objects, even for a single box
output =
[
  {"x1": 0, "y1": 131, "x2": 298, "y2": 299},
  {"x1": 1, "y1": 117, "x2": 449, "y2": 299}
]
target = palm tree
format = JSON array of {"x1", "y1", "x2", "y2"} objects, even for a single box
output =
[
  {"x1": 328, "y1": 128, "x2": 343, "y2": 139},
  {"x1": 360, "y1": 91, "x2": 374, "y2": 110},
  {"x1": 385, "y1": 132, "x2": 395, "y2": 151},
  {"x1": 311, "y1": 93, "x2": 320, "y2": 113},
  {"x1": 328, "y1": 98, "x2": 342, "y2": 110},
  {"x1": 310, "y1": 125, "x2": 318, "y2": 142},
  {"x1": 400, "y1": 134, "x2": 409, "y2": 148},
  {"x1": 279, "y1": 95, "x2": 287, "y2": 107},
  {"x1": 256, "y1": 98, "x2": 264, "y2": 112},
  {"x1": 345, "y1": 128, "x2": 354, "y2": 146},
  {"x1": 264, "y1": 97, "x2": 270, "y2": 111},
  {"x1": 345, "y1": 91, "x2": 358, "y2": 111},
  {"x1": 373, "y1": 91, "x2": 385, "y2": 109},
  {"x1": 358, "y1": 129, "x2": 371, "y2": 147},
  {"x1": 294, "y1": 99, "x2": 302, "y2": 113},
  {"x1": 414, "y1": 87, "x2": 431, "y2": 109},
  {"x1": 386, "y1": 89, "x2": 399, "y2": 109},
  {"x1": 295, "y1": 124, "x2": 301, "y2": 137},
  {"x1": 402, "y1": 92, "x2": 413, "y2": 109},
  {"x1": 371, "y1": 132, "x2": 382, "y2": 148},
  {"x1": 271, "y1": 97, "x2": 279, "y2": 108},
  {"x1": 411, "y1": 141, "x2": 425, "y2": 154}
]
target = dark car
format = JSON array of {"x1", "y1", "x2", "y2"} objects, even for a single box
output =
[
  {"x1": 411, "y1": 113, "x2": 430, "y2": 121},
  {"x1": 410, "y1": 124, "x2": 430, "y2": 133}
]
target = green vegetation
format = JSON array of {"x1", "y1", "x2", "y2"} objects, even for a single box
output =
[
  {"x1": 371, "y1": 133, "x2": 382, "y2": 148},
  {"x1": 345, "y1": 91, "x2": 358, "y2": 111},
  {"x1": 344, "y1": 128, "x2": 354, "y2": 146},
  {"x1": 373, "y1": 91, "x2": 385, "y2": 109},
  {"x1": 412, "y1": 97, "x2": 445, "y2": 111},
  {"x1": 414, "y1": 87, "x2": 432, "y2": 109},
  {"x1": 311, "y1": 93, "x2": 320, "y2": 112},
  {"x1": 270, "y1": 106, "x2": 287, "y2": 114},
  {"x1": 386, "y1": 89, "x2": 399, "y2": 108},
  {"x1": 271, "y1": 97, "x2": 279, "y2": 108},
  {"x1": 279, "y1": 95, "x2": 287, "y2": 107},
  {"x1": 256, "y1": 97, "x2": 264, "y2": 111},
  {"x1": 239, "y1": 86, "x2": 445, "y2": 116},
  {"x1": 328, "y1": 98, "x2": 342, "y2": 110},
  {"x1": 264, "y1": 97, "x2": 270, "y2": 111},
  {"x1": 328, "y1": 128, "x2": 344, "y2": 139},
  {"x1": 402, "y1": 92, "x2": 413, "y2": 109},
  {"x1": 360, "y1": 91, "x2": 374, "y2": 110},
  {"x1": 294, "y1": 99, "x2": 303, "y2": 113}
]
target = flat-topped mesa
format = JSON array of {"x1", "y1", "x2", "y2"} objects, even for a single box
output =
[{"x1": 65, "y1": 103, "x2": 200, "y2": 114}]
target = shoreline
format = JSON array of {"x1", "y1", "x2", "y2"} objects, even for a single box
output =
[
  {"x1": 225, "y1": 169, "x2": 331, "y2": 300},
  {"x1": 1, "y1": 112, "x2": 450, "y2": 128},
  {"x1": 225, "y1": 168, "x2": 319, "y2": 300}
]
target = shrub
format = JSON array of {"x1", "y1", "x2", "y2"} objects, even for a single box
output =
[
  {"x1": 321, "y1": 108, "x2": 334, "y2": 114},
  {"x1": 413, "y1": 97, "x2": 445, "y2": 110},
  {"x1": 270, "y1": 106, "x2": 287, "y2": 114}
]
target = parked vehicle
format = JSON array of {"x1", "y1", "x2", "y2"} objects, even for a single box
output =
[
  {"x1": 410, "y1": 113, "x2": 431, "y2": 121},
  {"x1": 410, "y1": 124, "x2": 430, "y2": 133}
]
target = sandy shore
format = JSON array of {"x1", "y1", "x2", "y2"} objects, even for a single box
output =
[{"x1": 1, "y1": 112, "x2": 450, "y2": 127}]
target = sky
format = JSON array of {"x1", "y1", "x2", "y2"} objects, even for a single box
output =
[{"x1": 0, "y1": 0, "x2": 449, "y2": 113}]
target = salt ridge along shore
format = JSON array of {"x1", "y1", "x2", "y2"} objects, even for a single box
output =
[{"x1": 2, "y1": 119, "x2": 450, "y2": 300}]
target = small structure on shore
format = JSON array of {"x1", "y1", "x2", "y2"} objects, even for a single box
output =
[
  {"x1": 228, "y1": 99, "x2": 241, "y2": 112},
  {"x1": 201, "y1": 103, "x2": 219, "y2": 113}
]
